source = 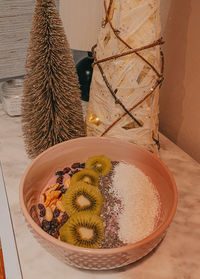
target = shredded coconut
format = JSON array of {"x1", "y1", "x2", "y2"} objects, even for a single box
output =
[{"x1": 112, "y1": 162, "x2": 160, "y2": 244}]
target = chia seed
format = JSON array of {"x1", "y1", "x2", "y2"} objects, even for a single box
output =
[{"x1": 99, "y1": 161, "x2": 126, "y2": 248}]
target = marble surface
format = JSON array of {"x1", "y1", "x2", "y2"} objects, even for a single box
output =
[{"x1": 0, "y1": 105, "x2": 200, "y2": 279}]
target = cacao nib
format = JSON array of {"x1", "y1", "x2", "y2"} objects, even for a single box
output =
[
  {"x1": 51, "y1": 230, "x2": 59, "y2": 238},
  {"x1": 53, "y1": 209, "x2": 60, "y2": 218},
  {"x1": 49, "y1": 227, "x2": 56, "y2": 234},
  {"x1": 50, "y1": 218, "x2": 59, "y2": 229},
  {"x1": 42, "y1": 220, "x2": 51, "y2": 231}
]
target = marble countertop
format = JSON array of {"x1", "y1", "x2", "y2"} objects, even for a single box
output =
[{"x1": 0, "y1": 106, "x2": 200, "y2": 279}]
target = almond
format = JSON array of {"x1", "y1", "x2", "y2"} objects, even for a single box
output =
[
  {"x1": 45, "y1": 207, "x2": 53, "y2": 221},
  {"x1": 44, "y1": 190, "x2": 61, "y2": 207},
  {"x1": 51, "y1": 204, "x2": 56, "y2": 212},
  {"x1": 45, "y1": 183, "x2": 60, "y2": 196}
]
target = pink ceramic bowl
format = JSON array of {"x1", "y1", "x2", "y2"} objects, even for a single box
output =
[{"x1": 19, "y1": 137, "x2": 177, "y2": 270}]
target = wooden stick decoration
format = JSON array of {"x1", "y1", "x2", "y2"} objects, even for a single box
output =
[
  {"x1": 93, "y1": 38, "x2": 164, "y2": 68},
  {"x1": 92, "y1": 45, "x2": 143, "y2": 127},
  {"x1": 101, "y1": 77, "x2": 163, "y2": 137},
  {"x1": 86, "y1": 0, "x2": 163, "y2": 154}
]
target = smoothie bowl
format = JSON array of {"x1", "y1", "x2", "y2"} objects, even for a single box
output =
[{"x1": 19, "y1": 137, "x2": 177, "y2": 270}]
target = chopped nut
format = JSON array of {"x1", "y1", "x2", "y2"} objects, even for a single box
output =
[
  {"x1": 45, "y1": 207, "x2": 53, "y2": 221},
  {"x1": 44, "y1": 190, "x2": 61, "y2": 207},
  {"x1": 49, "y1": 198, "x2": 59, "y2": 208},
  {"x1": 41, "y1": 193, "x2": 46, "y2": 203},
  {"x1": 51, "y1": 204, "x2": 56, "y2": 212},
  {"x1": 56, "y1": 200, "x2": 65, "y2": 212},
  {"x1": 45, "y1": 183, "x2": 60, "y2": 196}
]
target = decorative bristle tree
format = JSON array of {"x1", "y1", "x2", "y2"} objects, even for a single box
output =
[{"x1": 22, "y1": 0, "x2": 85, "y2": 159}]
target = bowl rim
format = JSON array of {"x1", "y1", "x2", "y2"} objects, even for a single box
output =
[{"x1": 19, "y1": 136, "x2": 178, "y2": 254}]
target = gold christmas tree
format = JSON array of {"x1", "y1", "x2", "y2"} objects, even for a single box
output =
[{"x1": 22, "y1": 0, "x2": 85, "y2": 159}]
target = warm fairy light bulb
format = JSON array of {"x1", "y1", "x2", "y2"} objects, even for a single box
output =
[{"x1": 89, "y1": 113, "x2": 101, "y2": 125}]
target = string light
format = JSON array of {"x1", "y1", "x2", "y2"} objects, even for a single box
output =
[{"x1": 89, "y1": 113, "x2": 101, "y2": 126}]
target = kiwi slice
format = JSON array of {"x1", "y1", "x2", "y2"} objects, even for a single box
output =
[
  {"x1": 59, "y1": 211, "x2": 104, "y2": 248},
  {"x1": 62, "y1": 182, "x2": 103, "y2": 216},
  {"x1": 85, "y1": 155, "x2": 112, "y2": 175},
  {"x1": 70, "y1": 169, "x2": 99, "y2": 186}
]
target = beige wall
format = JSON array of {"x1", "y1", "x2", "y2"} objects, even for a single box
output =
[
  {"x1": 60, "y1": 0, "x2": 103, "y2": 51},
  {"x1": 160, "y1": 0, "x2": 200, "y2": 163}
]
